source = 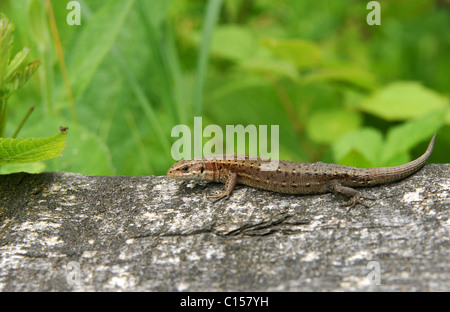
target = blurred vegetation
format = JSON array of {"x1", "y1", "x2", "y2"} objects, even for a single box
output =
[
  {"x1": 0, "y1": 0, "x2": 448, "y2": 176},
  {"x1": 0, "y1": 13, "x2": 67, "y2": 172}
]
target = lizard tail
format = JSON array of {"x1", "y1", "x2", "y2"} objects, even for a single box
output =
[{"x1": 368, "y1": 132, "x2": 437, "y2": 185}]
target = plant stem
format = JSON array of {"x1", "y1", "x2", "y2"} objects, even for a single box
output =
[
  {"x1": 12, "y1": 106, "x2": 34, "y2": 139},
  {"x1": 0, "y1": 98, "x2": 7, "y2": 138},
  {"x1": 193, "y1": 0, "x2": 223, "y2": 116}
]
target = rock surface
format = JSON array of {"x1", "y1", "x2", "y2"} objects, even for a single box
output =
[{"x1": 0, "y1": 164, "x2": 448, "y2": 291}]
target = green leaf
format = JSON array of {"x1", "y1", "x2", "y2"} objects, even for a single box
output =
[
  {"x1": 0, "y1": 131, "x2": 67, "y2": 165},
  {"x1": 358, "y1": 81, "x2": 448, "y2": 121},
  {"x1": 381, "y1": 110, "x2": 445, "y2": 164},
  {"x1": 337, "y1": 149, "x2": 373, "y2": 169},
  {"x1": 4, "y1": 60, "x2": 41, "y2": 98},
  {"x1": 211, "y1": 25, "x2": 255, "y2": 61},
  {"x1": 306, "y1": 109, "x2": 362, "y2": 144},
  {"x1": 332, "y1": 128, "x2": 383, "y2": 166},
  {"x1": 18, "y1": 120, "x2": 115, "y2": 175},
  {"x1": 0, "y1": 14, "x2": 14, "y2": 90},
  {"x1": 242, "y1": 58, "x2": 299, "y2": 81},
  {"x1": 303, "y1": 66, "x2": 378, "y2": 91},
  {"x1": 6, "y1": 46, "x2": 29, "y2": 80},
  {"x1": 261, "y1": 38, "x2": 322, "y2": 69},
  {"x1": 0, "y1": 162, "x2": 46, "y2": 174},
  {"x1": 68, "y1": 0, "x2": 135, "y2": 99}
]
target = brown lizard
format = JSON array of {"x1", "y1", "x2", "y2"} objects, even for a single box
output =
[{"x1": 167, "y1": 133, "x2": 436, "y2": 207}]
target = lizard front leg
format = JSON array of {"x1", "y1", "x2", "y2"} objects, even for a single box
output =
[
  {"x1": 208, "y1": 173, "x2": 238, "y2": 202},
  {"x1": 328, "y1": 180, "x2": 374, "y2": 208}
]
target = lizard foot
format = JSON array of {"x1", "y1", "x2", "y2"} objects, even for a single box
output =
[
  {"x1": 207, "y1": 191, "x2": 230, "y2": 203},
  {"x1": 344, "y1": 195, "x2": 374, "y2": 209}
]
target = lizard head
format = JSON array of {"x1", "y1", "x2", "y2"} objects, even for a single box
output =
[{"x1": 167, "y1": 159, "x2": 215, "y2": 181}]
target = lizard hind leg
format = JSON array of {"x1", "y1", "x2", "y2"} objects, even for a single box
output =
[{"x1": 328, "y1": 180, "x2": 375, "y2": 208}]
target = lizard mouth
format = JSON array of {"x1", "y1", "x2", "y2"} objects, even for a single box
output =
[{"x1": 167, "y1": 169, "x2": 195, "y2": 179}]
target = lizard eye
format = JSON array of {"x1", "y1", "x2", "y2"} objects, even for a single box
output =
[
  {"x1": 200, "y1": 167, "x2": 204, "y2": 174},
  {"x1": 182, "y1": 165, "x2": 189, "y2": 172}
]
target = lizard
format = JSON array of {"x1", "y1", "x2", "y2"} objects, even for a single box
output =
[{"x1": 167, "y1": 133, "x2": 437, "y2": 207}]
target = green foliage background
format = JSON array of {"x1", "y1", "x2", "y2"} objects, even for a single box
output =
[{"x1": 0, "y1": 0, "x2": 448, "y2": 176}]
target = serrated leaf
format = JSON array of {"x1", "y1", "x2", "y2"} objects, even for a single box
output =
[
  {"x1": 21, "y1": 120, "x2": 115, "y2": 175},
  {"x1": 6, "y1": 46, "x2": 29, "y2": 80},
  {"x1": 358, "y1": 81, "x2": 448, "y2": 121},
  {"x1": 0, "y1": 131, "x2": 67, "y2": 165},
  {"x1": 4, "y1": 60, "x2": 41, "y2": 98}
]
